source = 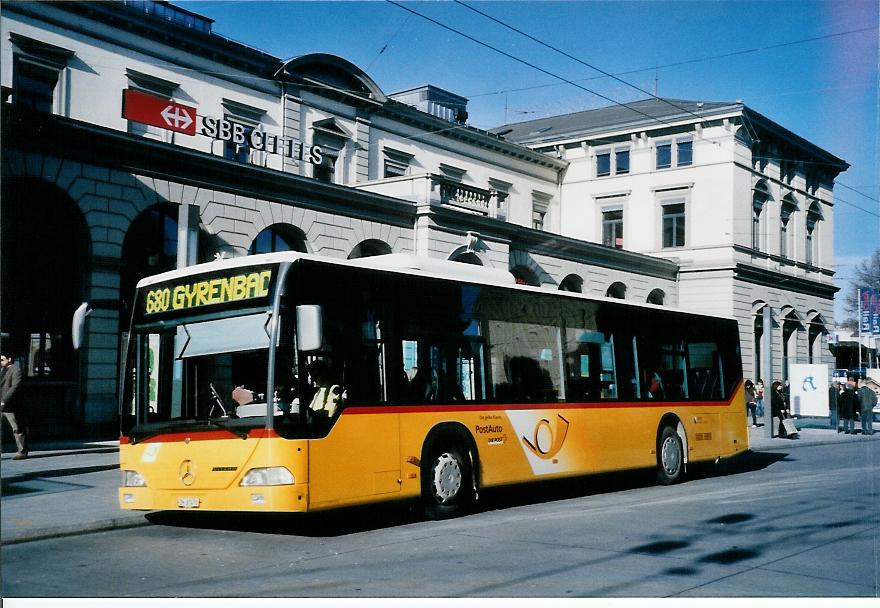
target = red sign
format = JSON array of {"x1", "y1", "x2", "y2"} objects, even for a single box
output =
[{"x1": 122, "y1": 89, "x2": 197, "y2": 136}]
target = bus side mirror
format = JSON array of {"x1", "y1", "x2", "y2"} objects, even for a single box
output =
[
  {"x1": 296, "y1": 305, "x2": 323, "y2": 352},
  {"x1": 72, "y1": 302, "x2": 91, "y2": 350}
]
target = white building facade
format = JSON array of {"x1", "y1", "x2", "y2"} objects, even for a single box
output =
[
  {"x1": 495, "y1": 99, "x2": 848, "y2": 384},
  {"x1": 2, "y1": 1, "x2": 679, "y2": 437}
]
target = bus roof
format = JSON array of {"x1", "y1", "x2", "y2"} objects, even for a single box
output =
[{"x1": 135, "y1": 252, "x2": 737, "y2": 323}]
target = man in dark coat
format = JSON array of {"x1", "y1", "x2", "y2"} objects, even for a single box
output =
[
  {"x1": 828, "y1": 380, "x2": 839, "y2": 430},
  {"x1": 838, "y1": 375, "x2": 858, "y2": 435},
  {"x1": 0, "y1": 352, "x2": 27, "y2": 459},
  {"x1": 857, "y1": 380, "x2": 877, "y2": 436}
]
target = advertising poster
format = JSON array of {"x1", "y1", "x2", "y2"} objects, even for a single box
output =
[
  {"x1": 789, "y1": 364, "x2": 829, "y2": 417},
  {"x1": 860, "y1": 287, "x2": 874, "y2": 334}
]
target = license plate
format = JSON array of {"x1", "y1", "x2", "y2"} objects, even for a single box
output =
[{"x1": 177, "y1": 497, "x2": 200, "y2": 509}]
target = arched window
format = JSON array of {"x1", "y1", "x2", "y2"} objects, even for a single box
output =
[
  {"x1": 451, "y1": 252, "x2": 482, "y2": 266},
  {"x1": 780, "y1": 194, "x2": 798, "y2": 259},
  {"x1": 348, "y1": 239, "x2": 392, "y2": 259},
  {"x1": 805, "y1": 201, "x2": 822, "y2": 267},
  {"x1": 249, "y1": 224, "x2": 307, "y2": 255},
  {"x1": 511, "y1": 265, "x2": 540, "y2": 287},
  {"x1": 606, "y1": 282, "x2": 627, "y2": 299},
  {"x1": 752, "y1": 180, "x2": 771, "y2": 251},
  {"x1": 807, "y1": 313, "x2": 826, "y2": 365},
  {"x1": 559, "y1": 274, "x2": 583, "y2": 293},
  {"x1": 647, "y1": 288, "x2": 665, "y2": 305}
]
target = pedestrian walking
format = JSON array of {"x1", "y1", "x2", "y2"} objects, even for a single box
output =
[
  {"x1": 838, "y1": 375, "x2": 858, "y2": 434},
  {"x1": 857, "y1": 380, "x2": 876, "y2": 436},
  {"x1": 828, "y1": 379, "x2": 839, "y2": 430},
  {"x1": 0, "y1": 351, "x2": 28, "y2": 459},
  {"x1": 744, "y1": 379, "x2": 758, "y2": 427}
]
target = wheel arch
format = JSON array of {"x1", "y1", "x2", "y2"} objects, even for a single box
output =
[
  {"x1": 421, "y1": 422, "x2": 481, "y2": 491},
  {"x1": 657, "y1": 412, "x2": 689, "y2": 466}
]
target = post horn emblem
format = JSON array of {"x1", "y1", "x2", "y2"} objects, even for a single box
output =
[{"x1": 178, "y1": 459, "x2": 196, "y2": 486}]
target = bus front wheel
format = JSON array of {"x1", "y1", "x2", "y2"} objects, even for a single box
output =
[
  {"x1": 657, "y1": 425, "x2": 684, "y2": 485},
  {"x1": 422, "y1": 445, "x2": 474, "y2": 519}
]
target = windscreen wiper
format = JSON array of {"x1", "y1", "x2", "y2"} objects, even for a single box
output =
[{"x1": 206, "y1": 417, "x2": 249, "y2": 440}]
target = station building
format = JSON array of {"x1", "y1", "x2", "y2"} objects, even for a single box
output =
[{"x1": 0, "y1": 1, "x2": 846, "y2": 437}]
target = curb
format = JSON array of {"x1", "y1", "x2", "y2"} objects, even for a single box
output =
[{"x1": 2, "y1": 514, "x2": 154, "y2": 546}]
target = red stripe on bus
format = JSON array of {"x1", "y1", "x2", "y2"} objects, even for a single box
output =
[
  {"x1": 342, "y1": 399, "x2": 735, "y2": 415},
  {"x1": 120, "y1": 428, "x2": 279, "y2": 444}
]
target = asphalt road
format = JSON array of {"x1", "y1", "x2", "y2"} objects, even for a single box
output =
[{"x1": 2, "y1": 440, "x2": 878, "y2": 598}]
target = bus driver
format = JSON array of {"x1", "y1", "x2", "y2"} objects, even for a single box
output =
[{"x1": 307, "y1": 360, "x2": 343, "y2": 419}]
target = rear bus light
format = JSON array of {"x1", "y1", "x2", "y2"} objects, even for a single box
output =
[
  {"x1": 240, "y1": 467, "x2": 294, "y2": 486},
  {"x1": 122, "y1": 470, "x2": 147, "y2": 487}
]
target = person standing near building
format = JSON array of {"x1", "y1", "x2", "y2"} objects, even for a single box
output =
[
  {"x1": 828, "y1": 379, "x2": 839, "y2": 430},
  {"x1": 838, "y1": 375, "x2": 858, "y2": 435},
  {"x1": 755, "y1": 379, "x2": 765, "y2": 418},
  {"x1": 744, "y1": 379, "x2": 758, "y2": 427},
  {"x1": 857, "y1": 380, "x2": 876, "y2": 436},
  {"x1": 0, "y1": 352, "x2": 27, "y2": 459}
]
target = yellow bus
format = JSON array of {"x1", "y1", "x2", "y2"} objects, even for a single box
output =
[{"x1": 117, "y1": 252, "x2": 747, "y2": 518}]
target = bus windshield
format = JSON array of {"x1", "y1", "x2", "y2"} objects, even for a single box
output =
[{"x1": 121, "y1": 312, "x2": 286, "y2": 437}]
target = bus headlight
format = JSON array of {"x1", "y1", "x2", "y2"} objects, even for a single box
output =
[
  {"x1": 240, "y1": 467, "x2": 294, "y2": 486},
  {"x1": 122, "y1": 470, "x2": 147, "y2": 487}
]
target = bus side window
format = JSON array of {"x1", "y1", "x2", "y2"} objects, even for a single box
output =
[
  {"x1": 564, "y1": 329, "x2": 617, "y2": 402},
  {"x1": 688, "y1": 341, "x2": 723, "y2": 400},
  {"x1": 487, "y1": 320, "x2": 561, "y2": 403}
]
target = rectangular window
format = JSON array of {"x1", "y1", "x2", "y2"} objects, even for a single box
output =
[
  {"x1": 677, "y1": 140, "x2": 693, "y2": 166},
  {"x1": 656, "y1": 143, "x2": 672, "y2": 169},
  {"x1": 805, "y1": 233, "x2": 813, "y2": 266},
  {"x1": 779, "y1": 222, "x2": 788, "y2": 258},
  {"x1": 13, "y1": 59, "x2": 58, "y2": 113},
  {"x1": 533, "y1": 209, "x2": 546, "y2": 231},
  {"x1": 615, "y1": 149, "x2": 630, "y2": 174},
  {"x1": 596, "y1": 152, "x2": 611, "y2": 177},
  {"x1": 602, "y1": 210, "x2": 624, "y2": 249},
  {"x1": 222, "y1": 119, "x2": 259, "y2": 164},
  {"x1": 383, "y1": 160, "x2": 407, "y2": 178},
  {"x1": 662, "y1": 203, "x2": 686, "y2": 248}
]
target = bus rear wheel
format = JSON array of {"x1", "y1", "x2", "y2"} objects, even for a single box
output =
[
  {"x1": 422, "y1": 445, "x2": 474, "y2": 519},
  {"x1": 657, "y1": 425, "x2": 684, "y2": 485}
]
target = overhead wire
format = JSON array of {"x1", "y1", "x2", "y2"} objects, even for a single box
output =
[{"x1": 388, "y1": 0, "x2": 878, "y2": 225}]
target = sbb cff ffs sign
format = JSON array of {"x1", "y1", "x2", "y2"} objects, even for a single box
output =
[
  {"x1": 122, "y1": 89, "x2": 196, "y2": 135},
  {"x1": 121, "y1": 89, "x2": 323, "y2": 163}
]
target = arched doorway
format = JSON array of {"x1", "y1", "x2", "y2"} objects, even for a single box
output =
[
  {"x1": 1, "y1": 178, "x2": 90, "y2": 437},
  {"x1": 120, "y1": 204, "x2": 214, "y2": 315},
  {"x1": 781, "y1": 308, "x2": 802, "y2": 383}
]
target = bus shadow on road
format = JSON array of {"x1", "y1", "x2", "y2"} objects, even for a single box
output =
[
  {"x1": 145, "y1": 449, "x2": 789, "y2": 537},
  {"x1": 478, "y1": 449, "x2": 788, "y2": 513},
  {"x1": 145, "y1": 502, "x2": 424, "y2": 537}
]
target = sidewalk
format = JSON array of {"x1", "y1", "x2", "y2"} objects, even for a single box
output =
[
  {"x1": 2, "y1": 422, "x2": 877, "y2": 545},
  {"x1": 1, "y1": 440, "x2": 152, "y2": 545}
]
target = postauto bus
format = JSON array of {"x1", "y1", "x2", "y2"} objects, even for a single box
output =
[{"x1": 114, "y1": 252, "x2": 746, "y2": 518}]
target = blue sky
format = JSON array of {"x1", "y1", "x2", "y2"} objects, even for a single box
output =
[{"x1": 181, "y1": 0, "x2": 879, "y2": 322}]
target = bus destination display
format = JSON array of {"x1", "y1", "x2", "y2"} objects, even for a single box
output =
[{"x1": 143, "y1": 268, "x2": 274, "y2": 316}]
